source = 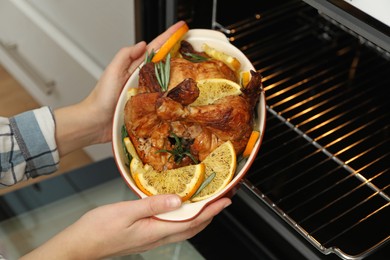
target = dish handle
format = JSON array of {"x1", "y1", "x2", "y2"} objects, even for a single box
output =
[{"x1": 184, "y1": 29, "x2": 229, "y2": 43}]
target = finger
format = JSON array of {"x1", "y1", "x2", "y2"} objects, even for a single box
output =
[
  {"x1": 127, "y1": 194, "x2": 182, "y2": 220},
  {"x1": 108, "y1": 41, "x2": 147, "y2": 76},
  {"x1": 152, "y1": 199, "x2": 231, "y2": 246},
  {"x1": 147, "y1": 197, "x2": 232, "y2": 241},
  {"x1": 187, "y1": 197, "x2": 231, "y2": 224},
  {"x1": 125, "y1": 41, "x2": 148, "y2": 75},
  {"x1": 125, "y1": 21, "x2": 187, "y2": 80},
  {"x1": 161, "y1": 217, "x2": 213, "y2": 245}
]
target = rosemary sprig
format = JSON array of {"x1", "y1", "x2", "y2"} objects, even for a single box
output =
[
  {"x1": 191, "y1": 172, "x2": 216, "y2": 198},
  {"x1": 154, "y1": 53, "x2": 171, "y2": 92},
  {"x1": 183, "y1": 52, "x2": 209, "y2": 63},
  {"x1": 144, "y1": 49, "x2": 156, "y2": 64},
  {"x1": 156, "y1": 133, "x2": 198, "y2": 164}
]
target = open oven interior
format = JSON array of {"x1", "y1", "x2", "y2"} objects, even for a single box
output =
[
  {"x1": 0, "y1": 0, "x2": 388, "y2": 259},
  {"x1": 187, "y1": 0, "x2": 389, "y2": 259}
]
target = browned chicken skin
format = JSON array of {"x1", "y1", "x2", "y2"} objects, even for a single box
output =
[
  {"x1": 168, "y1": 58, "x2": 238, "y2": 89},
  {"x1": 124, "y1": 92, "x2": 172, "y2": 171},
  {"x1": 138, "y1": 57, "x2": 237, "y2": 93},
  {"x1": 124, "y1": 44, "x2": 262, "y2": 171},
  {"x1": 156, "y1": 95, "x2": 253, "y2": 161}
]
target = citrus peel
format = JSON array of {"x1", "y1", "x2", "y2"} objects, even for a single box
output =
[
  {"x1": 243, "y1": 130, "x2": 260, "y2": 157},
  {"x1": 191, "y1": 78, "x2": 242, "y2": 106},
  {"x1": 152, "y1": 23, "x2": 189, "y2": 63},
  {"x1": 131, "y1": 158, "x2": 205, "y2": 201},
  {"x1": 202, "y1": 43, "x2": 241, "y2": 72},
  {"x1": 191, "y1": 141, "x2": 237, "y2": 202}
]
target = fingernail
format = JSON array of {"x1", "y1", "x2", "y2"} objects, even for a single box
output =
[
  {"x1": 224, "y1": 201, "x2": 232, "y2": 209},
  {"x1": 134, "y1": 41, "x2": 146, "y2": 49},
  {"x1": 167, "y1": 195, "x2": 182, "y2": 209}
]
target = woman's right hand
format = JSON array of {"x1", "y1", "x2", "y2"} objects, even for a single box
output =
[{"x1": 21, "y1": 194, "x2": 231, "y2": 259}]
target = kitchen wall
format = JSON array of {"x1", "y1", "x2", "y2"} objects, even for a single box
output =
[{"x1": 0, "y1": 0, "x2": 137, "y2": 161}]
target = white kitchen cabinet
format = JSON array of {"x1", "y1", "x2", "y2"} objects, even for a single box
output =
[
  {"x1": 0, "y1": 0, "x2": 136, "y2": 161},
  {"x1": 27, "y1": 0, "x2": 136, "y2": 68}
]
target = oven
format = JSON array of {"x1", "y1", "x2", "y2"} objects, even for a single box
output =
[
  {"x1": 137, "y1": 0, "x2": 390, "y2": 259},
  {"x1": 0, "y1": 1, "x2": 387, "y2": 259}
]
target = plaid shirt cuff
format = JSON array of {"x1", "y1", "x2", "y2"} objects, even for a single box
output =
[{"x1": 0, "y1": 107, "x2": 59, "y2": 187}]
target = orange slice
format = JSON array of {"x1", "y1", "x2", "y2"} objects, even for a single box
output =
[
  {"x1": 152, "y1": 23, "x2": 189, "y2": 63},
  {"x1": 243, "y1": 130, "x2": 260, "y2": 157},
  {"x1": 131, "y1": 158, "x2": 205, "y2": 201},
  {"x1": 191, "y1": 141, "x2": 237, "y2": 202}
]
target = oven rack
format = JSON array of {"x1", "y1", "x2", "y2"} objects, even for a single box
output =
[{"x1": 217, "y1": 1, "x2": 390, "y2": 259}]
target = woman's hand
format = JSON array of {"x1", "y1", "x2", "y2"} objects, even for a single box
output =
[
  {"x1": 21, "y1": 194, "x2": 231, "y2": 259},
  {"x1": 22, "y1": 21, "x2": 235, "y2": 260},
  {"x1": 54, "y1": 21, "x2": 186, "y2": 156}
]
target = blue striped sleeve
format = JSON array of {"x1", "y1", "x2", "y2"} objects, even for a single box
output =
[{"x1": 0, "y1": 107, "x2": 59, "y2": 187}]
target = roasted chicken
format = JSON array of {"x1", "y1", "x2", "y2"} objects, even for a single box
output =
[{"x1": 124, "y1": 41, "x2": 262, "y2": 171}]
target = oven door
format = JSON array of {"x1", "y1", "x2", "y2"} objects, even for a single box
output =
[
  {"x1": 185, "y1": 0, "x2": 390, "y2": 259},
  {"x1": 134, "y1": 0, "x2": 389, "y2": 258},
  {"x1": 134, "y1": 0, "x2": 214, "y2": 42}
]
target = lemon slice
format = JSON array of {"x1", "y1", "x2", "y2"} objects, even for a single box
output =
[
  {"x1": 191, "y1": 78, "x2": 242, "y2": 106},
  {"x1": 202, "y1": 43, "x2": 241, "y2": 72},
  {"x1": 131, "y1": 158, "x2": 205, "y2": 201},
  {"x1": 240, "y1": 71, "x2": 251, "y2": 87},
  {"x1": 191, "y1": 141, "x2": 237, "y2": 202},
  {"x1": 123, "y1": 137, "x2": 139, "y2": 168},
  {"x1": 126, "y1": 88, "x2": 138, "y2": 100}
]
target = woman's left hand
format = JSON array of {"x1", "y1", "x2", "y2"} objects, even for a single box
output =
[{"x1": 54, "y1": 21, "x2": 186, "y2": 156}]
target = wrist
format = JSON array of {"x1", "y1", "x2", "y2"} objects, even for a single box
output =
[
  {"x1": 20, "y1": 225, "x2": 100, "y2": 260},
  {"x1": 54, "y1": 102, "x2": 99, "y2": 157}
]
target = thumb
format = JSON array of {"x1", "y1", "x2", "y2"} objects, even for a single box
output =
[
  {"x1": 126, "y1": 41, "x2": 148, "y2": 75},
  {"x1": 129, "y1": 194, "x2": 182, "y2": 220}
]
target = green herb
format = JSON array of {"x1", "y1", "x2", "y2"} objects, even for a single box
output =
[
  {"x1": 154, "y1": 53, "x2": 171, "y2": 92},
  {"x1": 183, "y1": 52, "x2": 209, "y2": 63},
  {"x1": 237, "y1": 155, "x2": 247, "y2": 165},
  {"x1": 191, "y1": 172, "x2": 216, "y2": 198},
  {"x1": 144, "y1": 49, "x2": 156, "y2": 64},
  {"x1": 121, "y1": 125, "x2": 132, "y2": 166},
  {"x1": 156, "y1": 132, "x2": 198, "y2": 164}
]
